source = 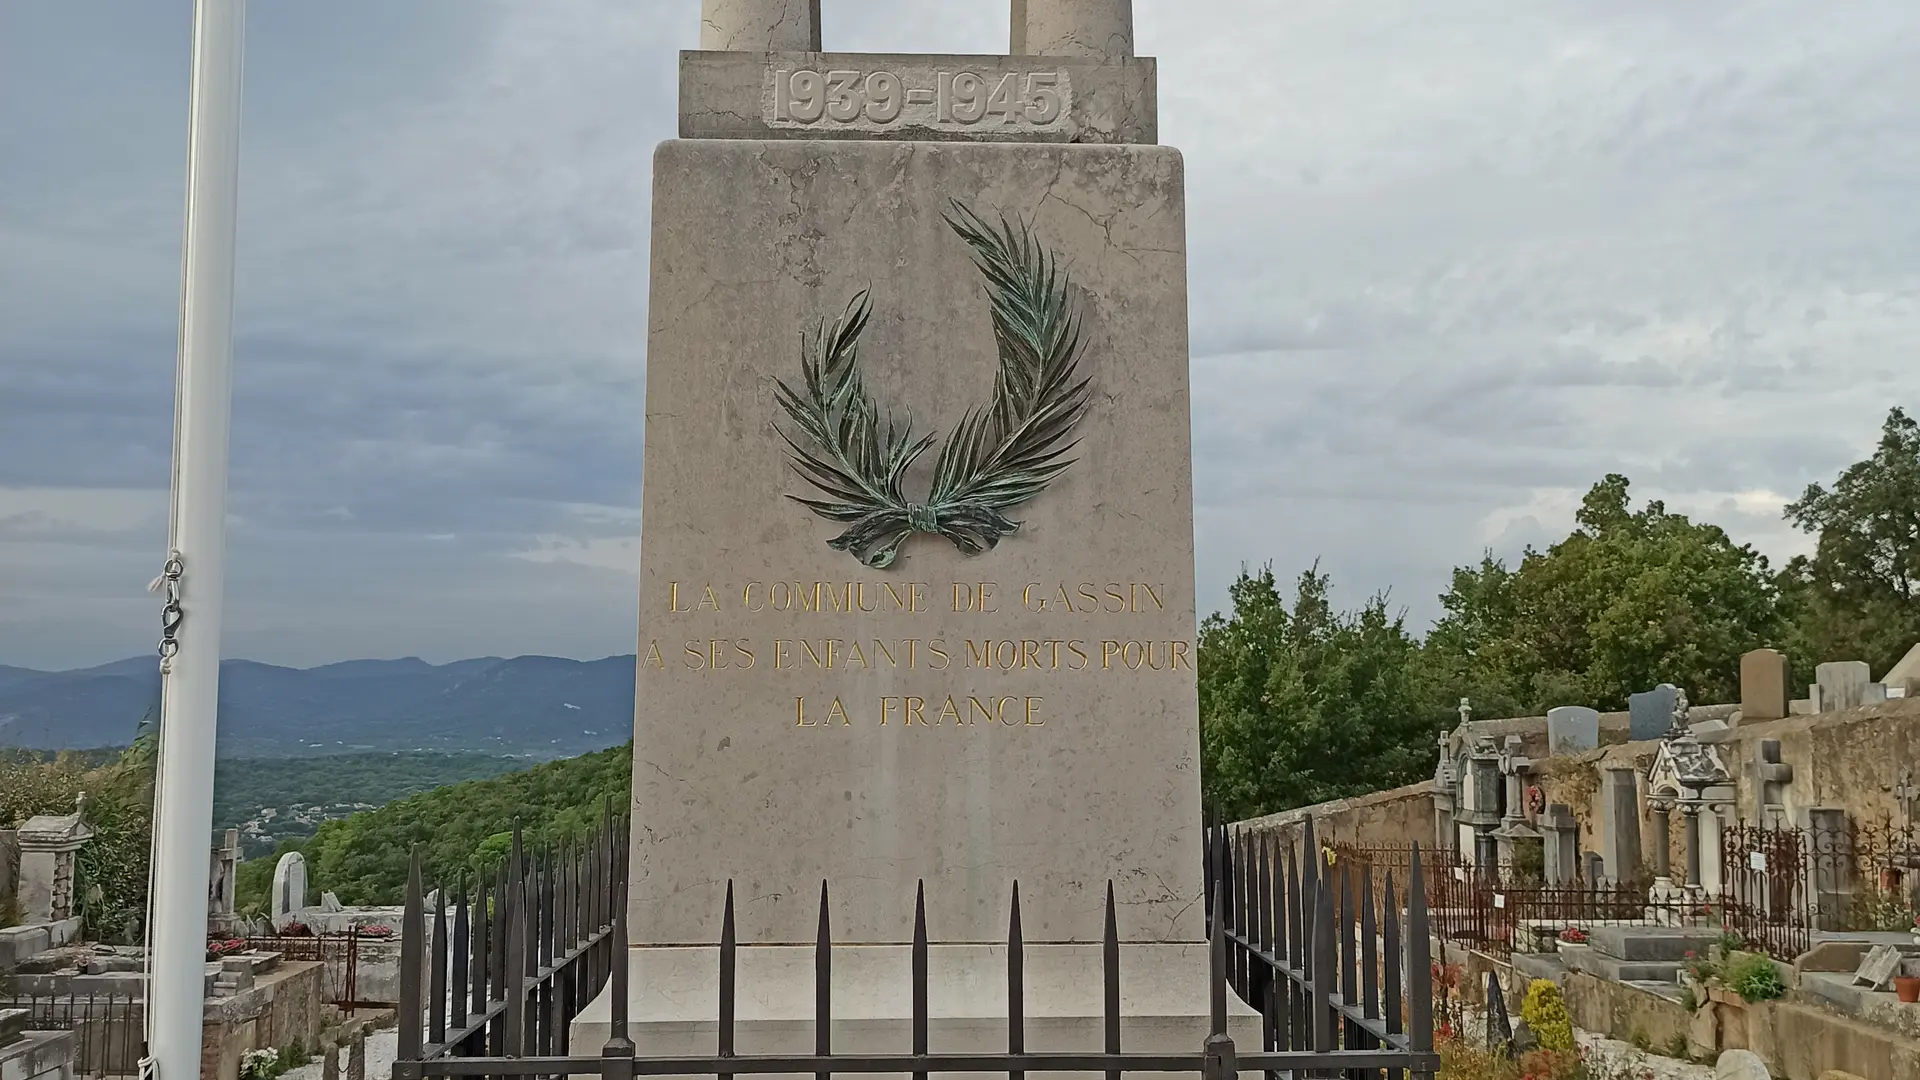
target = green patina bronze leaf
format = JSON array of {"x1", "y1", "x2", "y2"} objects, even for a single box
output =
[{"x1": 773, "y1": 201, "x2": 1092, "y2": 568}]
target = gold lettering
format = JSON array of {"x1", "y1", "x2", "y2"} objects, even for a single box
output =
[
  {"x1": 801, "y1": 640, "x2": 825, "y2": 668},
  {"x1": 826, "y1": 697, "x2": 851, "y2": 726},
  {"x1": 742, "y1": 582, "x2": 765, "y2": 611},
  {"x1": 684, "y1": 641, "x2": 704, "y2": 669},
  {"x1": 856, "y1": 582, "x2": 875, "y2": 612},
  {"x1": 1123, "y1": 640, "x2": 1145, "y2": 669},
  {"x1": 1104, "y1": 584, "x2": 1126, "y2": 613},
  {"x1": 1021, "y1": 583, "x2": 1044, "y2": 612},
  {"x1": 1068, "y1": 639, "x2": 1089, "y2": 670},
  {"x1": 769, "y1": 581, "x2": 794, "y2": 611},
  {"x1": 905, "y1": 696, "x2": 927, "y2": 726},
  {"x1": 1055, "y1": 584, "x2": 1076, "y2": 612},
  {"x1": 1025, "y1": 697, "x2": 1043, "y2": 726},
  {"x1": 996, "y1": 697, "x2": 1018, "y2": 726},
  {"x1": 880, "y1": 696, "x2": 898, "y2": 726},
  {"x1": 953, "y1": 583, "x2": 972, "y2": 612},
  {"x1": 966, "y1": 640, "x2": 991, "y2": 668},
  {"x1": 1172, "y1": 639, "x2": 1192, "y2": 670},
  {"x1": 795, "y1": 697, "x2": 816, "y2": 727},
  {"x1": 1144, "y1": 583, "x2": 1167, "y2": 611},
  {"x1": 928, "y1": 639, "x2": 949, "y2": 669},
  {"x1": 968, "y1": 697, "x2": 996, "y2": 725},
  {"x1": 669, "y1": 581, "x2": 690, "y2": 613},
  {"x1": 909, "y1": 582, "x2": 927, "y2": 612},
  {"x1": 978, "y1": 583, "x2": 997, "y2": 613},
  {"x1": 1020, "y1": 639, "x2": 1041, "y2": 669},
  {"x1": 996, "y1": 640, "x2": 1018, "y2": 669},
  {"x1": 937, "y1": 696, "x2": 964, "y2": 726},
  {"x1": 1078, "y1": 583, "x2": 1101, "y2": 612},
  {"x1": 847, "y1": 640, "x2": 869, "y2": 668},
  {"x1": 874, "y1": 639, "x2": 897, "y2": 667},
  {"x1": 698, "y1": 585, "x2": 721, "y2": 611},
  {"x1": 883, "y1": 582, "x2": 909, "y2": 611},
  {"x1": 1101, "y1": 640, "x2": 1121, "y2": 669},
  {"x1": 644, "y1": 641, "x2": 665, "y2": 668},
  {"x1": 774, "y1": 639, "x2": 793, "y2": 669},
  {"x1": 735, "y1": 639, "x2": 755, "y2": 670}
]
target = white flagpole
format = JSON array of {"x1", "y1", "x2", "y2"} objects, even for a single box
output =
[{"x1": 149, "y1": 1, "x2": 245, "y2": 1077}]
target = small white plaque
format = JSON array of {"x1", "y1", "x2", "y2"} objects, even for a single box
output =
[
  {"x1": 1494, "y1": 893, "x2": 1506, "y2": 909},
  {"x1": 1749, "y1": 851, "x2": 1767, "y2": 872}
]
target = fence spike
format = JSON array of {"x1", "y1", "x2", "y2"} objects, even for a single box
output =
[
  {"x1": 912, "y1": 880, "x2": 929, "y2": 1078},
  {"x1": 1407, "y1": 843, "x2": 1435, "y2": 1057},
  {"x1": 720, "y1": 880, "x2": 736, "y2": 1076},
  {"x1": 1311, "y1": 872, "x2": 1336, "y2": 1054},
  {"x1": 1103, "y1": 880, "x2": 1121, "y2": 1080},
  {"x1": 1008, "y1": 881, "x2": 1025, "y2": 1080},
  {"x1": 816, "y1": 879, "x2": 832, "y2": 1080},
  {"x1": 1208, "y1": 885, "x2": 1228, "y2": 1038},
  {"x1": 431, "y1": 878, "x2": 450, "y2": 1045},
  {"x1": 1383, "y1": 871, "x2": 1404, "y2": 1043},
  {"x1": 398, "y1": 845, "x2": 425, "y2": 1061}
]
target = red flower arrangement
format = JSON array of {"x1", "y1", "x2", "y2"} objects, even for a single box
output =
[
  {"x1": 1556, "y1": 927, "x2": 1588, "y2": 944},
  {"x1": 206, "y1": 937, "x2": 248, "y2": 960}
]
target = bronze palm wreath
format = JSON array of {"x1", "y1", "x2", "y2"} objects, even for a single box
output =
[{"x1": 773, "y1": 201, "x2": 1093, "y2": 569}]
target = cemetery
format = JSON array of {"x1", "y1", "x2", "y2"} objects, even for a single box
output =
[
  {"x1": 5, "y1": 2, "x2": 1916, "y2": 1080},
  {"x1": 1231, "y1": 640, "x2": 1920, "y2": 1078}
]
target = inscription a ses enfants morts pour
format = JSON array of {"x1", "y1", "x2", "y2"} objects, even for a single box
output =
[{"x1": 646, "y1": 578, "x2": 1192, "y2": 730}]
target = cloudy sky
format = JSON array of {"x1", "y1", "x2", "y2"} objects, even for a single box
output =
[{"x1": 2, "y1": 1, "x2": 1915, "y2": 671}]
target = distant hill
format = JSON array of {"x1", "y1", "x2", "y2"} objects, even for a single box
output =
[
  {"x1": 236, "y1": 742, "x2": 633, "y2": 908},
  {"x1": 0, "y1": 654, "x2": 637, "y2": 758}
]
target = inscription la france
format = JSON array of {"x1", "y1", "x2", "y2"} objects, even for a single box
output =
[{"x1": 645, "y1": 579, "x2": 1193, "y2": 730}]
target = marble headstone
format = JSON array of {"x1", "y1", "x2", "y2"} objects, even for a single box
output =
[
  {"x1": 1739, "y1": 649, "x2": 1789, "y2": 722},
  {"x1": 1546, "y1": 705, "x2": 1600, "y2": 755},
  {"x1": 271, "y1": 851, "x2": 308, "y2": 929},
  {"x1": 1628, "y1": 684, "x2": 1677, "y2": 741},
  {"x1": 1813, "y1": 660, "x2": 1872, "y2": 712}
]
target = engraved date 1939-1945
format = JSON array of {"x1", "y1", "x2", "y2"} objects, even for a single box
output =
[{"x1": 769, "y1": 68, "x2": 1068, "y2": 128}]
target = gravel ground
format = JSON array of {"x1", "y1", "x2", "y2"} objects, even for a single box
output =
[{"x1": 282, "y1": 1030, "x2": 399, "y2": 1080}]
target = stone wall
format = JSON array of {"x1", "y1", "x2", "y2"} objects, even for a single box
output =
[
  {"x1": 1233, "y1": 780, "x2": 1436, "y2": 855},
  {"x1": 200, "y1": 961, "x2": 325, "y2": 1080},
  {"x1": 0, "y1": 831, "x2": 17, "y2": 918}
]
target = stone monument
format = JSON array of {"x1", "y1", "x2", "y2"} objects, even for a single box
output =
[
  {"x1": 1545, "y1": 705, "x2": 1599, "y2": 755},
  {"x1": 16, "y1": 799, "x2": 92, "y2": 925},
  {"x1": 271, "y1": 851, "x2": 308, "y2": 931},
  {"x1": 1628, "y1": 684, "x2": 1677, "y2": 742},
  {"x1": 583, "y1": 0, "x2": 1253, "y2": 1056}
]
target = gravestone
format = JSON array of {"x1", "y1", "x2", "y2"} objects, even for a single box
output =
[
  {"x1": 1628, "y1": 684, "x2": 1677, "y2": 742},
  {"x1": 589, "y1": 0, "x2": 1255, "y2": 1055},
  {"x1": 16, "y1": 803, "x2": 92, "y2": 924},
  {"x1": 1851, "y1": 944, "x2": 1902, "y2": 990},
  {"x1": 1812, "y1": 660, "x2": 1871, "y2": 712},
  {"x1": 1546, "y1": 705, "x2": 1599, "y2": 754},
  {"x1": 1600, "y1": 767, "x2": 1642, "y2": 883},
  {"x1": 1884, "y1": 642, "x2": 1920, "y2": 695},
  {"x1": 1740, "y1": 649, "x2": 1789, "y2": 722},
  {"x1": 271, "y1": 852, "x2": 308, "y2": 929}
]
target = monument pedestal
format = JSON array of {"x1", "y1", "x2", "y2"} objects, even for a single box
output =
[{"x1": 572, "y1": 943, "x2": 1258, "y2": 1079}]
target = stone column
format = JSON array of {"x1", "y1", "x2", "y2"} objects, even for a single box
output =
[
  {"x1": 1681, "y1": 805, "x2": 1702, "y2": 885},
  {"x1": 1540, "y1": 804, "x2": 1579, "y2": 885},
  {"x1": 1649, "y1": 805, "x2": 1671, "y2": 879},
  {"x1": 1014, "y1": 0, "x2": 1134, "y2": 60},
  {"x1": 700, "y1": 0, "x2": 819, "y2": 52}
]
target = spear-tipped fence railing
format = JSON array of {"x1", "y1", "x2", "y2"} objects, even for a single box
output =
[{"x1": 391, "y1": 812, "x2": 1437, "y2": 1080}]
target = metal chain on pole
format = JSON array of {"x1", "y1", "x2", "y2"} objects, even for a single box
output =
[{"x1": 150, "y1": 551, "x2": 187, "y2": 674}]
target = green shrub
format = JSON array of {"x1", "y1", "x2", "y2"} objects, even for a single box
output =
[
  {"x1": 1520, "y1": 979, "x2": 1575, "y2": 1053},
  {"x1": 1723, "y1": 952, "x2": 1785, "y2": 1002}
]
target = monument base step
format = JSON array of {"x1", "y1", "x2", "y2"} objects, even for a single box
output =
[{"x1": 571, "y1": 942, "x2": 1259, "y2": 1080}]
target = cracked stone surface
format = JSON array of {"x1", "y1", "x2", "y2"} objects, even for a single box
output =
[
  {"x1": 632, "y1": 138, "x2": 1196, "y2": 949},
  {"x1": 699, "y1": 0, "x2": 817, "y2": 52}
]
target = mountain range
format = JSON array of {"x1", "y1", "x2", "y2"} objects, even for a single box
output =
[{"x1": 0, "y1": 654, "x2": 637, "y2": 758}]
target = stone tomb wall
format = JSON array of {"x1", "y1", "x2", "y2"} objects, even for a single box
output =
[{"x1": 632, "y1": 137, "x2": 1200, "y2": 948}]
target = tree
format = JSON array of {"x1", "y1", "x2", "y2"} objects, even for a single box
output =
[
  {"x1": 1198, "y1": 564, "x2": 1442, "y2": 820},
  {"x1": 1782, "y1": 406, "x2": 1920, "y2": 678},
  {"x1": 1426, "y1": 475, "x2": 1787, "y2": 711}
]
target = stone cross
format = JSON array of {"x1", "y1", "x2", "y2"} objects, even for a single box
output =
[
  {"x1": 1748, "y1": 739, "x2": 1794, "y2": 824},
  {"x1": 1894, "y1": 766, "x2": 1920, "y2": 829},
  {"x1": 1498, "y1": 735, "x2": 1533, "y2": 826}
]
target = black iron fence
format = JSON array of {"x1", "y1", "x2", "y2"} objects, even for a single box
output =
[
  {"x1": 1722, "y1": 815, "x2": 1920, "y2": 961},
  {"x1": 389, "y1": 812, "x2": 1438, "y2": 1080},
  {"x1": 240, "y1": 928, "x2": 364, "y2": 1011},
  {"x1": 1, "y1": 993, "x2": 143, "y2": 1078}
]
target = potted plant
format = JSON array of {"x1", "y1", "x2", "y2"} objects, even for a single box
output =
[{"x1": 1895, "y1": 974, "x2": 1920, "y2": 1004}]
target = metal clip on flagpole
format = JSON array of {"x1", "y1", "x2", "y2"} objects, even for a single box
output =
[{"x1": 148, "y1": 3, "x2": 246, "y2": 1080}]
